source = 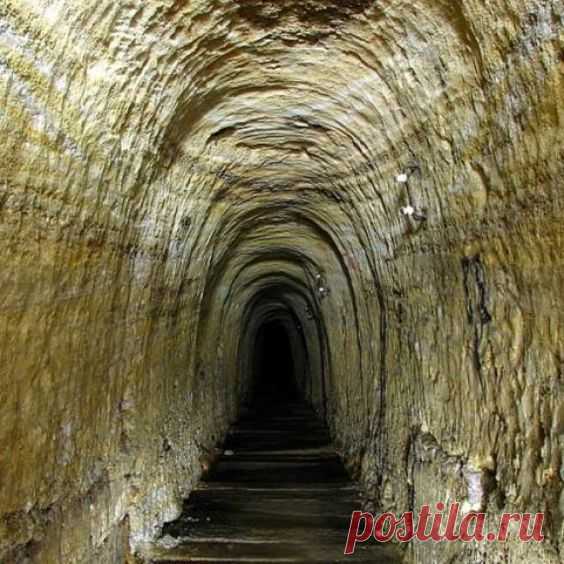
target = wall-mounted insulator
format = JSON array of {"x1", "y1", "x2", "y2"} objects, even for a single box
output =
[
  {"x1": 396, "y1": 162, "x2": 420, "y2": 184},
  {"x1": 400, "y1": 205, "x2": 427, "y2": 222},
  {"x1": 314, "y1": 273, "x2": 330, "y2": 300},
  {"x1": 318, "y1": 286, "x2": 330, "y2": 300}
]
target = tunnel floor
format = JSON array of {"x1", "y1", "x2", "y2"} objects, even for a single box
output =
[{"x1": 146, "y1": 401, "x2": 400, "y2": 563}]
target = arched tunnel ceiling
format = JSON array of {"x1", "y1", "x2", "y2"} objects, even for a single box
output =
[
  {"x1": 163, "y1": 0, "x2": 482, "y2": 193},
  {"x1": 0, "y1": 0, "x2": 562, "y2": 562}
]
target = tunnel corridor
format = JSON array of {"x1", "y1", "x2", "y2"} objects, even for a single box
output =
[
  {"x1": 148, "y1": 403, "x2": 397, "y2": 563},
  {"x1": 144, "y1": 317, "x2": 397, "y2": 562},
  {"x1": 0, "y1": 1, "x2": 563, "y2": 563}
]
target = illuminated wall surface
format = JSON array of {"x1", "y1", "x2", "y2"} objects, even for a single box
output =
[{"x1": 0, "y1": 1, "x2": 562, "y2": 561}]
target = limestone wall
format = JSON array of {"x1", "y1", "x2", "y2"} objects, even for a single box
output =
[{"x1": 0, "y1": 1, "x2": 562, "y2": 562}]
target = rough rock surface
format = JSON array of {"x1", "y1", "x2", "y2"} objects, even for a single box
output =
[{"x1": 0, "y1": 0, "x2": 562, "y2": 562}]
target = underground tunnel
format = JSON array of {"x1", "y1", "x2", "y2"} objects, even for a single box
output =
[{"x1": 0, "y1": 0, "x2": 563, "y2": 563}]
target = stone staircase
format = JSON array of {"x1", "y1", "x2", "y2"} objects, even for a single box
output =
[{"x1": 146, "y1": 402, "x2": 400, "y2": 563}]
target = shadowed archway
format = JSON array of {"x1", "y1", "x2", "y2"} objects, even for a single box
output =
[{"x1": 252, "y1": 320, "x2": 298, "y2": 405}]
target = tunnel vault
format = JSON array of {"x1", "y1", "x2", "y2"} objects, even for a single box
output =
[{"x1": 0, "y1": 0, "x2": 563, "y2": 562}]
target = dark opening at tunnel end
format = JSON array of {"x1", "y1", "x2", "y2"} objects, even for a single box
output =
[{"x1": 252, "y1": 320, "x2": 299, "y2": 407}]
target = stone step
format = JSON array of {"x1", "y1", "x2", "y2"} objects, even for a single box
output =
[
  {"x1": 148, "y1": 540, "x2": 398, "y2": 563},
  {"x1": 147, "y1": 401, "x2": 400, "y2": 564}
]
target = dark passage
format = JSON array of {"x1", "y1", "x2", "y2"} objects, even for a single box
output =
[
  {"x1": 145, "y1": 313, "x2": 398, "y2": 562},
  {"x1": 252, "y1": 321, "x2": 298, "y2": 404},
  {"x1": 147, "y1": 403, "x2": 400, "y2": 563}
]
